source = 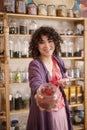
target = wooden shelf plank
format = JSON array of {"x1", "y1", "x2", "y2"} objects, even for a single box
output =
[
  {"x1": 69, "y1": 103, "x2": 84, "y2": 107},
  {"x1": 73, "y1": 125, "x2": 84, "y2": 130},
  {"x1": 10, "y1": 109, "x2": 29, "y2": 115},
  {"x1": 6, "y1": 13, "x2": 84, "y2": 21}
]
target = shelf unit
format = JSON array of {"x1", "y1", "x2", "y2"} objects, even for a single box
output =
[
  {"x1": 0, "y1": 12, "x2": 87, "y2": 130},
  {"x1": 0, "y1": 13, "x2": 10, "y2": 130}
]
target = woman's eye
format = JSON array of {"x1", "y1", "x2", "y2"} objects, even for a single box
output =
[
  {"x1": 39, "y1": 41, "x2": 44, "y2": 44},
  {"x1": 49, "y1": 40, "x2": 53, "y2": 43}
]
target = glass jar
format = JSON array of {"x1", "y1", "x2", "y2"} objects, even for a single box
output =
[
  {"x1": 37, "y1": 83, "x2": 58, "y2": 111},
  {"x1": 15, "y1": 0, "x2": 26, "y2": 14},
  {"x1": 38, "y1": 4, "x2": 47, "y2": 16},
  {"x1": 21, "y1": 40, "x2": 29, "y2": 58},
  {"x1": 20, "y1": 21, "x2": 27, "y2": 34},
  {"x1": 15, "y1": 91, "x2": 22, "y2": 110},
  {"x1": 9, "y1": 20, "x2": 18, "y2": 34},
  {"x1": 4, "y1": 0, "x2": 15, "y2": 13},
  {"x1": 11, "y1": 120, "x2": 19, "y2": 130},
  {"x1": 67, "y1": 9, "x2": 74, "y2": 17},
  {"x1": 57, "y1": 5, "x2": 67, "y2": 17},
  {"x1": 9, "y1": 94, "x2": 15, "y2": 111},
  {"x1": 27, "y1": 1, "x2": 37, "y2": 15},
  {"x1": 9, "y1": 40, "x2": 14, "y2": 58},
  {"x1": 13, "y1": 39, "x2": 21, "y2": 58},
  {"x1": 47, "y1": 5, "x2": 56, "y2": 16},
  {"x1": 0, "y1": 21, "x2": 4, "y2": 34},
  {"x1": 0, "y1": 38, "x2": 4, "y2": 55},
  {"x1": 29, "y1": 20, "x2": 37, "y2": 34}
]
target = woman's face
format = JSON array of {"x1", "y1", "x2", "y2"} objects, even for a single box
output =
[{"x1": 38, "y1": 35, "x2": 55, "y2": 57}]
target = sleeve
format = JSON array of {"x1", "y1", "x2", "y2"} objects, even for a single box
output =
[{"x1": 28, "y1": 60, "x2": 43, "y2": 95}]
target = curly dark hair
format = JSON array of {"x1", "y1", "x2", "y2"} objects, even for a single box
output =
[{"x1": 29, "y1": 26, "x2": 63, "y2": 59}]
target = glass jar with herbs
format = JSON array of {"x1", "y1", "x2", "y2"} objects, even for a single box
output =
[
  {"x1": 57, "y1": 5, "x2": 67, "y2": 17},
  {"x1": 38, "y1": 4, "x2": 47, "y2": 16}
]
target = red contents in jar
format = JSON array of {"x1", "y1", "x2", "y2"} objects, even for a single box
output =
[{"x1": 41, "y1": 87, "x2": 55, "y2": 96}]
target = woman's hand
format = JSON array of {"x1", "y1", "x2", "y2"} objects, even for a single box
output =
[{"x1": 58, "y1": 78, "x2": 70, "y2": 88}]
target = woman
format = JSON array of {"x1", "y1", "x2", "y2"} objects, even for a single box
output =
[{"x1": 26, "y1": 26, "x2": 73, "y2": 130}]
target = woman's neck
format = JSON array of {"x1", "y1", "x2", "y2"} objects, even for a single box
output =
[{"x1": 40, "y1": 56, "x2": 52, "y2": 64}]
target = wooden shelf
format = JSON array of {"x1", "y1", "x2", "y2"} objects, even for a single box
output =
[
  {"x1": 10, "y1": 109, "x2": 29, "y2": 115},
  {"x1": 61, "y1": 35, "x2": 83, "y2": 38},
  {"x1": 73, "y1": 124, "x2": 84, "y2": 130},
  {"x1": 61, "y1": 57, "x2": 84, "y2": 60},
  {"x1": 9, "y1": 34, "x2": 31, "y2": 37},
  {"x1": 10, "y1": 57, "x2": 33, "y2": 60},
  {"x1": 0, "y1": 116, "x2": 6, "y2": 120},
  {"x1": 69, "y1": 103, "x2": 84, "y2": 108},
  {"x1": 6, "y1": 13, "x2": 84, "y2": 21}
]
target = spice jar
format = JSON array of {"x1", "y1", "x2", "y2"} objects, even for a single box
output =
[
  {"x1": 27, "y1": 1, "x2": 37, "y2": 15},
  {"x1": 0, "y1": 21, "x2": 4, "y2": 34},
  {"x1": 15, "y1": 0, "x2": 26, "y2": 14},
  {"x1": 47, "y1": 5, "x2": 56, "y2": 16},
  {"x1": 38, "y1": 4, "x2": 47, "y2": 16},
  {"x1": 29, "y1": 20, "x2": 37, "y2": 34},
  {"x1": 57, "y1": 5, "x2": 67, "y2": 17},
  {"x1": 9, "y1": 20, "x2": 18, "y2": 34},
  {"x1": 4, "y1": 0, "x2": 15, "y2": 13}
]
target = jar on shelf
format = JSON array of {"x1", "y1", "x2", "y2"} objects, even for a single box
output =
[
  {"x1": 0, "y1": 21, "x2": 4, "y2": 34},
  {"x1": 13, "y1": 39, "x2": 22, "y2": 58},
  {"x1": 67, "y1": 9, "x2": 74, "y2": 17},
  {"x1": 47, "y1": 5, "x2": 56, "y2": 16},
  {"x1": 9, "y1": 40, "x2": 14, "y2": 58},
  {"x1": 38, "y1": 4, "x2": 47, "y2": 16},
  {"x1": 22, "y1": 94, "x2": 29, "y2": 109},
  {"x1": 27, "y1": 1, "x2": 37, "y2": 15},
  {"x1": 11, "y1": 120, "x2": 19, "y2": 130},
  {"x1": 21, "y1": 40, "x2": 29, "y2": 58},
  {"x1": 15, "y1": 0, "x2": 26, "y2": 14},
  {"x1": 29, "y1": 20, "x2": 37, "y2": 34},
  {"x1": 4, "y1": 0, "x2": 15, "y2": 13},
  {"x1": 15, "y1": 70, "x2": 21, "y2": 83},
  {"x1": 76, "y1": 85, "x2": 83, "y2": 104},
  {"x1": 69, "y1": 86, "x2": 76, "y2": 104},
  {"x1": 20, "y1": 21, "x2": 27, "y2": 34},
  {"x1": 0, "y1": 38, "x2": 4, "y2": 55},
  {"x1": 9, "y1": 20, "x2": 18, "y2": 34},
  {"x1": 57, "y1": 5, "x2": 67, "y2": 17},
  {"x1": 9, "y1": 94, "x2": 15, "y2": 111},
  {"x1": 15, "y1": 91, "x2": 22, "y2": 110}
]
